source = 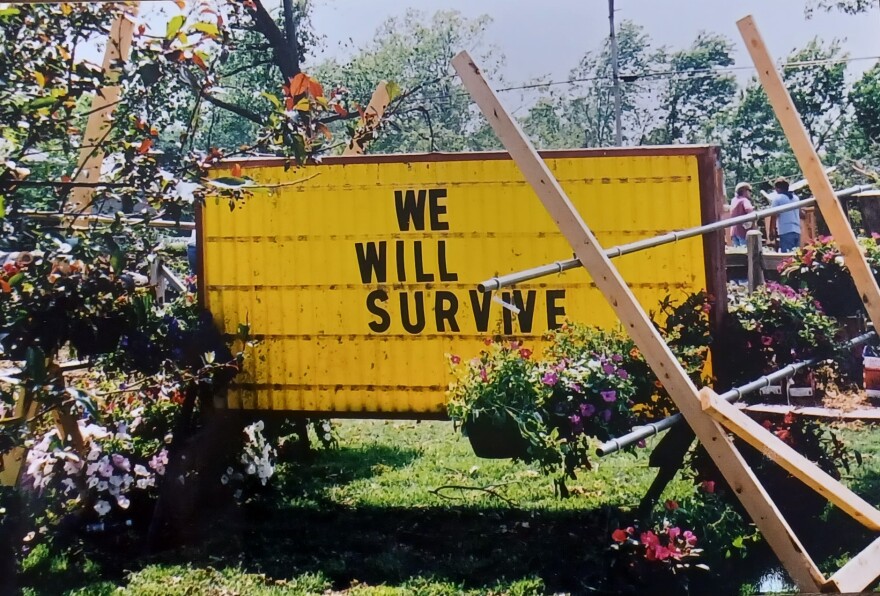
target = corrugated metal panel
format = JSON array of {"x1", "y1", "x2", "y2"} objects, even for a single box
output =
[{"x1": 202, "y1": 150, "x2": 710, "y2": 415}]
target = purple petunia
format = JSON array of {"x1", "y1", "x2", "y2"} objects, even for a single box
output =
[
  {"x1": 611, "y1": 354, "x2": 623, "y2": 363},
  {"x1": 580, "y1": 403, "x2": 596, "y2": 417},
  {"x1": 602, "y1": 363, "x2": 615, "y2": 375},
  {"x1": 601, "y1": 390, "x2": 617, "y2": 402},
  {"x1": 600, "y1": 409, "x2": 612, "y2": 422},
  {"x1": 542, "y1": 371, "x2": 559, "y2": 386},
  {"x1": 617, "y1": 369, "x2": 629, "y2": 380}
]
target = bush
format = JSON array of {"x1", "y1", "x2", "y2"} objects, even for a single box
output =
[
  {"x1": 718, "y1": 282, "x2": 841, "y2": 388},
  {"x1": 778, "y1": 235, "x2": 880, "y2": 317}
]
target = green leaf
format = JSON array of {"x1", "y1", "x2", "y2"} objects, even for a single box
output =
[
  {"x1": 0, "y1": 193, "x2": 4, "y2": 219},
  {"x1": 0, "y1": 7, "x2": 20, "y2": 17},
  {"x1": 206, "y1": 176, "x2": 250, "y2": 189},
  {"x1": 110, "y1": 248, "x2": 124, "y2": 274},
  {"x1": 71, "y1": 389, "x2": 101, "y2": 423},
  {"x1": 8, "y1": 272, "x2": 23, "y2": 287},
  {"x1": 24, "y1": 347, "x2": 47, "y2": 384},
  {"x1": 166, "y1": 15, "x2": 185, "y2": 40},
  {"x1": 386, "y1": 81, "x2": 401, "y2": 102},
  {"x1": 261, "y1": 91, "x2": 281, "y2": 109},
  {"x1": 191, "y1": 22, "x2": 219, "y2": 37},
  {"x1": 29, "y1": 97, "x2": 55, "y2": 109}
]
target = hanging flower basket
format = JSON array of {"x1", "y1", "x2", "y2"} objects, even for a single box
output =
[{"x1": 463, "y1": 415, "x2": 530, "y2": 460}]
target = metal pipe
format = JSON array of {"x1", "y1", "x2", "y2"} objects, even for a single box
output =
[
  {"x1": 478, "y1": 185, "x2": 872, "y2": 292},
  {"x1": 596, "y1": 330, "x2": 876, "y2": 457}
]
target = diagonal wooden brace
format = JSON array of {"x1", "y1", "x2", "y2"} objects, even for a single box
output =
[
  {"x1": 700, "y1": 388, "x2": 880, "y2": 531},
  {"x1": 452, "y1": 50, "x2": 826, "y2": 593},
  {"x1": 738, "y1": 15, "x2": 880, "y2": 331}
]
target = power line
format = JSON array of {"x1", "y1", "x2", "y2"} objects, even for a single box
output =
[{"x1": 412, "y1": 53, "x2": 880, "y2": 105}]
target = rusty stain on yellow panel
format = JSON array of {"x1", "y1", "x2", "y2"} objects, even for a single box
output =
[{"x1": 201, "y1": 148, "x2": 721, "y2": 416}]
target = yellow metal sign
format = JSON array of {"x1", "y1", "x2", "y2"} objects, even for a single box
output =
[{"x1": 201, "y1": 148, "x2": 722, "y2": 416}]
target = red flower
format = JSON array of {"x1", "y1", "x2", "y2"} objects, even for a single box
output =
[
  {"x1": 775, "y1": 428, "x2": 792, "y2": 443},
  {"x1": 479, "y1": 367, "x2": 488, "y2": 382},
  {"x1": 701, "y1": 480, "x2": 716, "y2": 494},
  {"x1": 611, "y1": 529, "x2": 628, "y2": 543},
  {"x1": 519, "y1": 348, "x2": 532, "y2": 360},
  {"x1": 450, "y1": 354, "x2": 461, "y2": 365},
  {"x1": 664, "y1": 499, "x2": 679, "y2": 511}
]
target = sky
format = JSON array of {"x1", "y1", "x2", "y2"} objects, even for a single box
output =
[{"x1": 304, "y1": 0, "x2": 880, "y2": 87}]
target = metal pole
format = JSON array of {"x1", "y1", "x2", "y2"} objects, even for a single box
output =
[
  {"x1": 596, "y1": 330, "x2": 876, "y2": 457},
  {"x1": 477, "y1": 185, "x2": 872, "y2": 292},
  {"x1": 609, "y1": 0, "x2": 623, "y2": 146}
]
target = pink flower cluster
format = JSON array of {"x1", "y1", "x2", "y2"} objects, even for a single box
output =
[{"x1": 612, "y1": 524, "x2": 698, "y2": 562}]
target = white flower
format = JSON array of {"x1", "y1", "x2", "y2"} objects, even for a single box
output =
[
  {"x1": 134, "y1": 464, "x2": 149, "y2": 477},
  {"x1": 94, "y1": 500, "x2": 111, "y2": 517},
  {"x1": 116, "y1": 495, "x2": 130, "y2": 510}
]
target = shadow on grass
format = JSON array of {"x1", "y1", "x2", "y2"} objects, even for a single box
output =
[
  {"x1": 195, "y1": 502, "x2": 621, "y2": 594},
  {"x1": 276, "y1": 442, "x2": 422, "y2": 499}
]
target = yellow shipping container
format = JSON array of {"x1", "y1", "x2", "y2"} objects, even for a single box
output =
[{"x1": 201, "y1": 147, "x2": 725, "y2": 416}]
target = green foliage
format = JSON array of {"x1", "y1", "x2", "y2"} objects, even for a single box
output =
[
  {"x1": 851, "y1": 63, "x2": 880, "y2": 144},
  {"x1": 646, "y1": 32, "x2": 737, "y2": 144},
  {"x1": 314, "y1": 9, "x2": 502, "y2": 153},
  {"x1": 719, "y1": 282, "x2": 841, "y2": 386}
]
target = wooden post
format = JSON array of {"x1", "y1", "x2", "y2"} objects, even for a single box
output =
[
  {"x1": 746, "y1": 230, "x2": 764, "y2": 293},
  {"x1": 66, "y1": 9, "x2": 137, "y2": 220},
  {"x1": 739, "y1": 15, "x2": 880, "y2": 335},
  {"x1": 452, "y1": 50, "x2": 825, "y2": 592}
]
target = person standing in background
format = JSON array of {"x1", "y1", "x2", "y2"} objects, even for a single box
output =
[
  {"x1": 729, "y1": 182, "x2": 755, "y2": 247},
  {"x1": 769, "y1": 177, "x2": 803, "y2": 252}
]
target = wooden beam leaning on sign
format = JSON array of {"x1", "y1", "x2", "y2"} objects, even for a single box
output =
[
  {"x1": 451, "y1": 50, "x2": 826, "y2": 593},
  {"x1": 700, "y1": 388, "x2": 880, "y2": 592},
  {"x1": 342, "y1": 82, "x2": 390, "y2": 156},
  {"x1": 739, "y1": 16, "x2": 880, "y2": 331},
  {"x1": 65, "y1": 7, "x2": 138, "y2": 225}
]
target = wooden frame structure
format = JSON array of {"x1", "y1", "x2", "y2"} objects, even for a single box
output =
[{"x1": 452, "y1": 14, "x2": 880, "y2": 593}]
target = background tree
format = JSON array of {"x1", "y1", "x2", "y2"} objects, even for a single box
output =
[
  {"x1": 314, "y1": 9, "x2": 503, "y2": 153},
  {"x1": 522, "y1": 20, "x2": 656, "y2": 149},
  {"x1": 643, "y1": 32, "x2": 737, "y2": 145}
]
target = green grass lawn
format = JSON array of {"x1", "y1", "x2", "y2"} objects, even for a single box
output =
[{"x1": 18, "y1": 419, "x2": 880, "y2": 595}]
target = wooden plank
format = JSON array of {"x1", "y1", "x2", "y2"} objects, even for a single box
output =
[
  {"x1": 343, "y1": 82, "x2": 390, "y2": 156},
  {"x1": 700, "y1": 388, "x2": 880, "y2": 530},
  {"x1": 67, "y1": 10, "x2": 137, "y2": 218},
  {"x1": 826, "y1": 536, "x2": 880, "y2": 593},
  {"x1": 452, "y1": 50, "x2": 826, "y2": 593},
  {"x1": 738, "y1": 15, "x2": 880, "y2": 334},
  {"x1": 744, "y1": 403, "x2": 880, "y2": 421}
]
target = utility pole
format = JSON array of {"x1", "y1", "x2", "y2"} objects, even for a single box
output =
[{"x1": 609, "y1": 0, "x2": 623, "y2": 146}]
